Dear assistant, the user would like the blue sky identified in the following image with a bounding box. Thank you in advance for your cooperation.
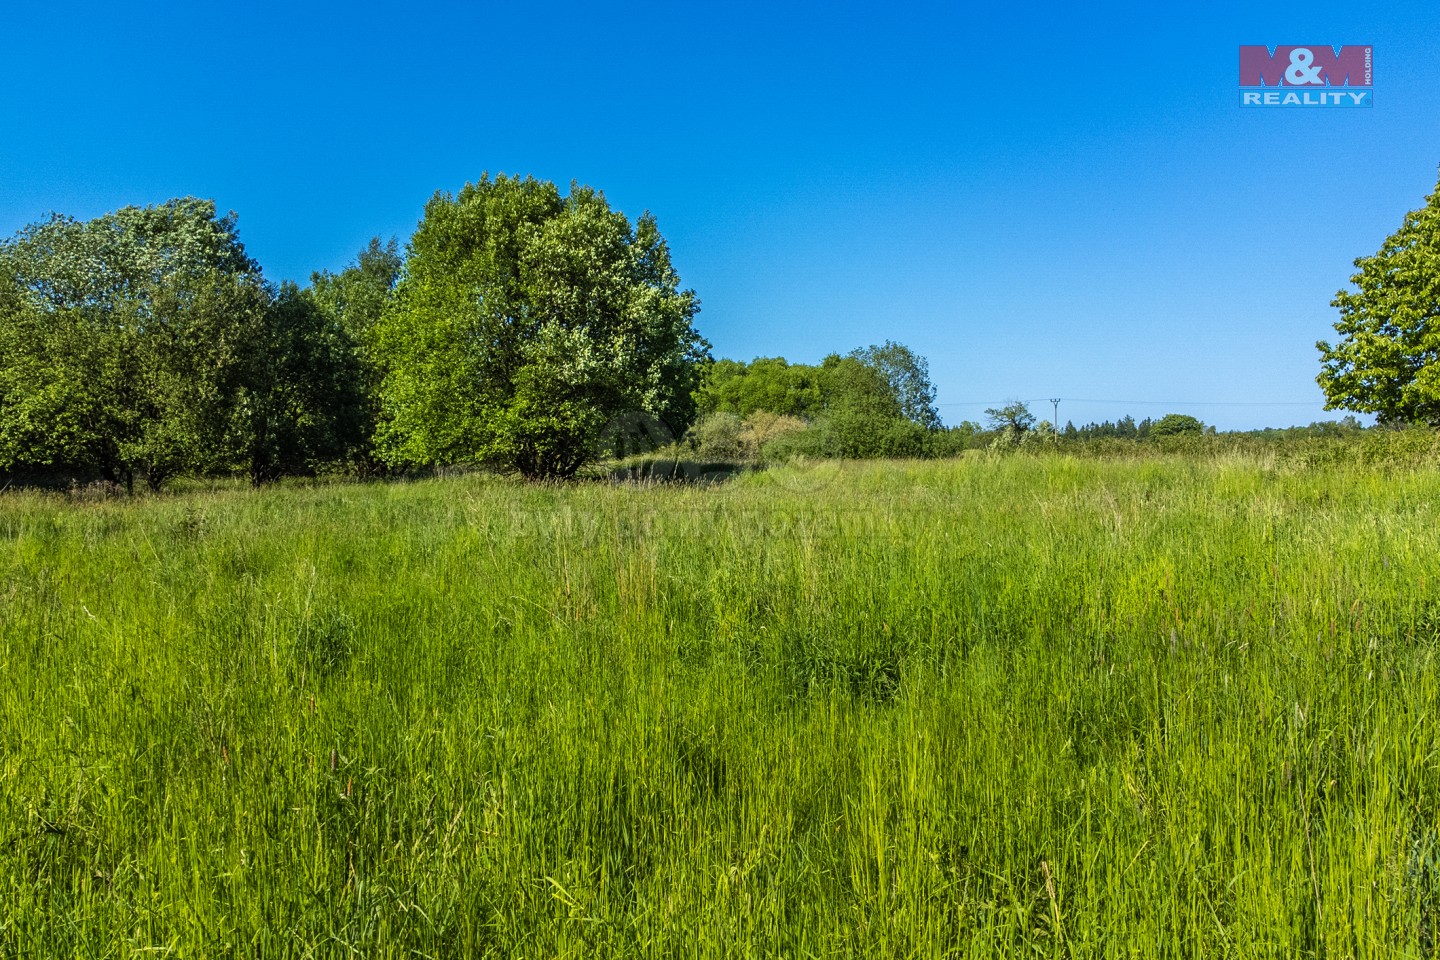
[3,1,1438,429]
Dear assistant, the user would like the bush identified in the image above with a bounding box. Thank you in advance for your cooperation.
[874,419,928,458]
[1150,414,1206,437]
[989,420,1059,453]
[925,423,980,458]
[685,412,744,460]
[739,411,808,457]
[760,424,827,462]
[690,407,975,464]
[1358,425,1440,466]
[688,410,812,462]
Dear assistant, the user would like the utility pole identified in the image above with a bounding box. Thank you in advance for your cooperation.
[1050,398,1061,432]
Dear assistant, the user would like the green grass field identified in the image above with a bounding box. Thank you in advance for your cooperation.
[3,454,1439,958]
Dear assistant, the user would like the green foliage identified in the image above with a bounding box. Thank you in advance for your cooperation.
[3,199,259,308]
[4,457,1440,955]
[236,282,367,485]
[988,417,1059,453]
[847,340,940,429]
[308,237,403,345]
[739,410,809,457]
[685,410,811,461]
[1319,172,1440,425]
[373,175,709,479]
[923,421,980,457]
[0,200,374,489]
[1068,414,1152,440]
[984,400,1035,437]
[307,238,403,474]
[757,420,828,461]
[815,352,911,457]
[694,357,826,419]
[0,200,270,489]
[1150,413,1206,437]
[685,412,744,460]
[696,343,942,460]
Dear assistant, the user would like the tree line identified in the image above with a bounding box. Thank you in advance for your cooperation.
[0,178,711,488]
[0,199,373,491]
[681,347,972,461]
[2,168,1435,491]
[0,177,954,489]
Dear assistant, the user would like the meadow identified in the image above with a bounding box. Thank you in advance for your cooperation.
[2,453,1439,958]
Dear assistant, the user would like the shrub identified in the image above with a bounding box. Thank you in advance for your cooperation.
[760,423,826,462]
[685,412,744,460]
[1150,414,1206,437]
[739,412,808,457]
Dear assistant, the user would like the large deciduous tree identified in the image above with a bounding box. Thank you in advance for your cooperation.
[0,199,363,489]
[0,200,268,489]
[847,340,941,430]
[1149,413,1206,437]
[1317,173,1440,425]
[816,352,921,457]
[373,174,709,479]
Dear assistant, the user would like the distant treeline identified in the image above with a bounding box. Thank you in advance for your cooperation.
[1058,415,1356,441]
[677,377,1383,465]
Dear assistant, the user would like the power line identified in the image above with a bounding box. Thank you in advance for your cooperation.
[936,398,1322,408]
[1062,398,1322,407]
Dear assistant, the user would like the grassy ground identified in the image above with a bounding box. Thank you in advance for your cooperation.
[2,454,1439,958]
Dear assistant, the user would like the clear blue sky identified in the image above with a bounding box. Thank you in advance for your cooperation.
[3,0,1438,429]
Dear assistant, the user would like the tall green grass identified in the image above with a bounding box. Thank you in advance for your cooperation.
[2,454,1438,957]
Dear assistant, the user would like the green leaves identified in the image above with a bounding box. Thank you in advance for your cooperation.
[237,282,367,485]
[372,174,708,479]
[695,357,827,419]
[305,238,402,475]
[1319,174,1440,425]
[1150,413,1206,437]
[847,340,941,430]
[984,401,1035,436]
[0,180,708,487]
[0,200,369,489]
[691,344,942,460]
[0,201,269,487]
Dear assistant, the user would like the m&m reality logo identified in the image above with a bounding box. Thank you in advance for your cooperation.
[1239,45,1373,107]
